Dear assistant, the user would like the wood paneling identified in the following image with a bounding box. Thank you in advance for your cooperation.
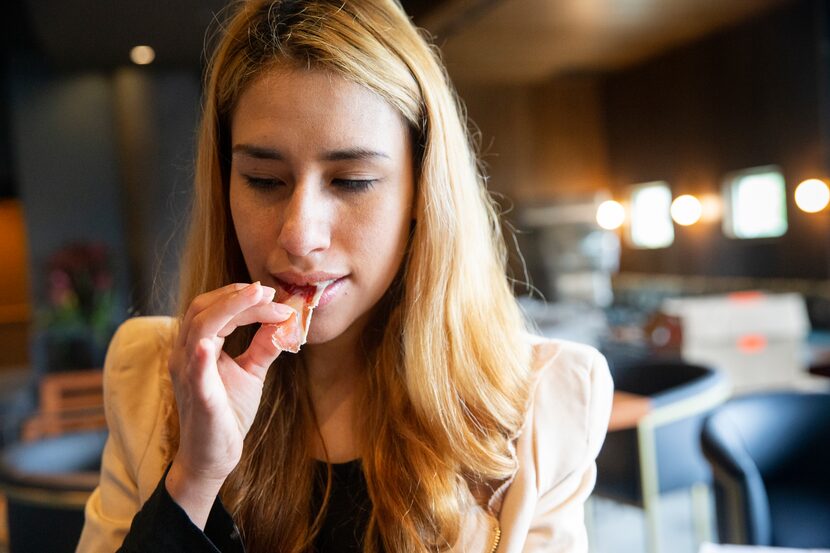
[0,200,31,367]
[604,0,830,279]
[459,74,609,202]
[528,76,610,199]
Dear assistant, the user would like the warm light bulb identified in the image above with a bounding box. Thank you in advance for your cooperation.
[670,194,703,226]
[596,200,625,230]
[794,178,830,213]
[130,45,155,65]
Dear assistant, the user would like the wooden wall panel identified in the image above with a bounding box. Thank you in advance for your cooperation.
[604,0,830,278]
[0,199,31,367]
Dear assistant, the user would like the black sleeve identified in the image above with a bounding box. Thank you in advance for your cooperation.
[117,465,245,553]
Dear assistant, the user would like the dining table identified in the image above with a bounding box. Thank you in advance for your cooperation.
[608,390,651,431]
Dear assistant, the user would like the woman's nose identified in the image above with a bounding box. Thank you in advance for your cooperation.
[277,182,331,258]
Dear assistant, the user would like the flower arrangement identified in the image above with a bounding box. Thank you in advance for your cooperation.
[41,242,116,370]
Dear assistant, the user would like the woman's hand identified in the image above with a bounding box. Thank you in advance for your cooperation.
[165,281,294,527]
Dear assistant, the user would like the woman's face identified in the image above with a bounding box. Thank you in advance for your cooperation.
[229,67,414,346]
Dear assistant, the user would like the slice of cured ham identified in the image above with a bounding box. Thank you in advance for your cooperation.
[266,311,302,353]
[264,280,333,353]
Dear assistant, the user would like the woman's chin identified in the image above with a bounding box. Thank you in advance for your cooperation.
[302,324,338,347]
[303,316,364,349]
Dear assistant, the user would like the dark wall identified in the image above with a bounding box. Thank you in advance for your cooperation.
[8,59,199,317]
[0,61,13,198]
[9,56,131,318]
[604,0,830,279]
[0,1,34,199]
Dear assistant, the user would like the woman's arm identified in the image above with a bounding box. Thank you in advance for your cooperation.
[78,282,294,551]
[510,344,613,553]
[77,318,165,552]
[163,282,292,527]
[116,465,244,553]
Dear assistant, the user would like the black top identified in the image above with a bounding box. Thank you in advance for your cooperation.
[310,459,373,552]
[117,460,372,553]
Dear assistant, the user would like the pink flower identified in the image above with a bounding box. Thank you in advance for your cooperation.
[48,270,73,306]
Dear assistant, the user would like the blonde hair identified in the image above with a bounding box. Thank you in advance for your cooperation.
[175,1,533,551]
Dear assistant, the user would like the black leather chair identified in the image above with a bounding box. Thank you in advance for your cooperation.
[594,359,730,553]
[0,429,107,553]
[701,391,830,548]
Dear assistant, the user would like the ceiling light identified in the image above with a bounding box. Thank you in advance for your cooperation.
[130,45,155,65]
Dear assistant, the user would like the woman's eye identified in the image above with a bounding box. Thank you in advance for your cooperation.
[333,179,376,192]
[244,176,282,189]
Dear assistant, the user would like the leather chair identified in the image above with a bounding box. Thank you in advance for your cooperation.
[0,429,107,553]
[594,359,730,553]
[701,391,830,548]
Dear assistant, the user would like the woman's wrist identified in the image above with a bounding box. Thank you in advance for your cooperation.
[164,458,228,530]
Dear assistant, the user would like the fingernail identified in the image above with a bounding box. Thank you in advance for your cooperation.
[261,286,276,299]
[243,281,260,296]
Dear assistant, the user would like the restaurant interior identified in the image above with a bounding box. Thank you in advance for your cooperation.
[0,0,829,552]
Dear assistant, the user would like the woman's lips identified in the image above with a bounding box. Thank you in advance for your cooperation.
[316,277,344,308]
[274,276,345,308]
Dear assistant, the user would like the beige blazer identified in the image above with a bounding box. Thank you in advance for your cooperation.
[77,316,612,553]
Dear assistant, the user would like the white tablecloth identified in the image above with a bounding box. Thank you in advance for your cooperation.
[699,543,830,553]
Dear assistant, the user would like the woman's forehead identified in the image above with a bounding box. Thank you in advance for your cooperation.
[231,67,410,156]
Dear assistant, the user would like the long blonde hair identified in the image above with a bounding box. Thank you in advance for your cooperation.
[175,1,533,551]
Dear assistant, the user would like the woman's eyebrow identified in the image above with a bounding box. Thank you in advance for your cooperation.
[232,144,286,160]
[232,144,390,162]
[321,147,391,162]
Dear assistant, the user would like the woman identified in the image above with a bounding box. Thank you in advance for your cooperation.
[77,0,612,552]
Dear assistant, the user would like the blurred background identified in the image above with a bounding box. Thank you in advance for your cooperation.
[1,1,829,552]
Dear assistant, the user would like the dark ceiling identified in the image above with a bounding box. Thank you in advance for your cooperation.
[3,0,448,71]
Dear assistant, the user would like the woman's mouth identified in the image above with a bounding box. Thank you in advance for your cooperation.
[273,276,346,308]
[315,277,345,308]
[269,276,346,346]
[277,281,318,301]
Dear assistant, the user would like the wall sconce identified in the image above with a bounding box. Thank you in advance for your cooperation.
[670,194,703,226]
[794,178,830,213]
[596,200,626,230]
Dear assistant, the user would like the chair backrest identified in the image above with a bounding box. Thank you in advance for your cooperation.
[21,369,105,441]
[0,429,107,553]
[703,392,830,480]
[610,360,720,405]
[596,360,725,501]
[701,392,830,546]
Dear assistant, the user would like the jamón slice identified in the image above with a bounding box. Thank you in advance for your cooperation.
[264,280,333,353]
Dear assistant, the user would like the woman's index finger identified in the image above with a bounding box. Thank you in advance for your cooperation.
[178,282,252,347]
